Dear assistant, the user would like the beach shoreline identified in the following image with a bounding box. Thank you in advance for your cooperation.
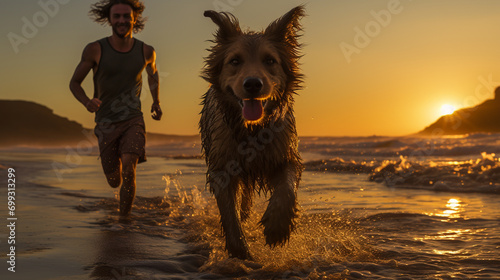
[1,139,500,279]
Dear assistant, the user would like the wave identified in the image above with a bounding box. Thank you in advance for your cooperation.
[306,152,500,194]
[369,152,500,193]
[300,133,500,158]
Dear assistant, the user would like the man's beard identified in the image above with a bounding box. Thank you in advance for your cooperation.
[113,23,132,38]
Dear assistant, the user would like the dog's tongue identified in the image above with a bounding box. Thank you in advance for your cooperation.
[242,99,264,121]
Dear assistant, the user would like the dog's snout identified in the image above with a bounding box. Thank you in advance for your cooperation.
[243,77,263,95]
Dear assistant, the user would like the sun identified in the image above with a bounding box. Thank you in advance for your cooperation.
[440,104,456,116]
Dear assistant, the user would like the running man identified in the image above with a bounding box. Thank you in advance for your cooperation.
[69,0,162,217]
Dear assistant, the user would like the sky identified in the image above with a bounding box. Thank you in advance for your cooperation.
[2,0,500,137]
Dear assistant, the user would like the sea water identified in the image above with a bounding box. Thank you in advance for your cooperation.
[1,134,500,279]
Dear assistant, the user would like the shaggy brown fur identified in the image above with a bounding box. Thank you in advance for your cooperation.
[199,6,305,260]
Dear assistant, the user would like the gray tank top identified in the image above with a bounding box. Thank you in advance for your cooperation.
[93,37,145,123]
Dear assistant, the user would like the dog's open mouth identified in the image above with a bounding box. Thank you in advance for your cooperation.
[240,99,268,121]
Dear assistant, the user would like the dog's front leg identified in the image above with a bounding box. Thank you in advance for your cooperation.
[261,163,300,247]
[213,177,252,259]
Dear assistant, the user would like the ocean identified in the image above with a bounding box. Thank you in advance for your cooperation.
[1,134,500,279]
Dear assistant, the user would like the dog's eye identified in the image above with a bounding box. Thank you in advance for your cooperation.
[229,58,241,66]
[265,58,277,65]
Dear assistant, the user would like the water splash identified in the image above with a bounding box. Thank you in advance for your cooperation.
[160,175,375,277]
[162,172,212,223]
[77,172,377,278]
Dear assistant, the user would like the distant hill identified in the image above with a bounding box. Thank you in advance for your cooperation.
[419,87,500,135]
[0,100,199,147]
[0,100,93,147]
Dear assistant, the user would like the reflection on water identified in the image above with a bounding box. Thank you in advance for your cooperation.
[417,198,466,251]
[437,228,471,240]
[437,198,465,221]
[433,248,466,255]
[413,198,487,260]
[425,198,466,221]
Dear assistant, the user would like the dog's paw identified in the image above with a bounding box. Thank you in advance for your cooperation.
[262,220,292,247]
[227,241,253,260]
[260,205,298,247]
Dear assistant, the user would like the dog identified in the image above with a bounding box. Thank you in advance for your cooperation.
[199,6,305,260]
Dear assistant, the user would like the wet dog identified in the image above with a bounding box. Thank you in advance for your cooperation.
[199,6,305,259]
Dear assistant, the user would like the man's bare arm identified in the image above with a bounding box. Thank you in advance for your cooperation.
[69,42,102,113]
[145,44,162,120]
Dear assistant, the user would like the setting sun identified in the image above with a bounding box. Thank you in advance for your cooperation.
[440,104,456,116]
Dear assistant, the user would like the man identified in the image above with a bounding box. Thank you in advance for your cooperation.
[69,0,162,217]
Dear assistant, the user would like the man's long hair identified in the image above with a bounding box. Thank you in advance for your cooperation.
[89,0,146,33]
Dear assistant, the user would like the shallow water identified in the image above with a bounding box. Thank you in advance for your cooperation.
[1,135,500,279]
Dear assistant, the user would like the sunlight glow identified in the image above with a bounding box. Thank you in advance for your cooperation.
[424,198,467,222]
[433,249,465,255]
[440,104,456,116]
[435,198,464,220]
[446,198,461,210]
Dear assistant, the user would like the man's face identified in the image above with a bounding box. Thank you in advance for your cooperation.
[109,4,136,38]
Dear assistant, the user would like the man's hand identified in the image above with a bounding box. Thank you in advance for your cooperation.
[86,98,102,113]
[151,102,162,120]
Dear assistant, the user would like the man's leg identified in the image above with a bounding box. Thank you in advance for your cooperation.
[119,152,139,216]
[105,164,122,189]
[96,124,122,189]
[116,116,146,216]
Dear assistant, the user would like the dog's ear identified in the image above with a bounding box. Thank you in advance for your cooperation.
[204,10,242,40]
[264,5,305,44]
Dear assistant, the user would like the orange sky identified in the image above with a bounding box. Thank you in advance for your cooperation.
[2,0,500,136]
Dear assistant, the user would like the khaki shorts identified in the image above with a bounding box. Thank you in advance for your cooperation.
[94,116,146,175]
